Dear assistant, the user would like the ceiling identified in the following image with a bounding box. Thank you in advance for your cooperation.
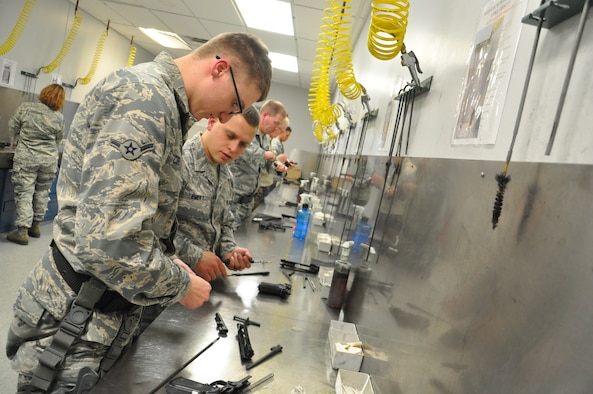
[67,0,374,90]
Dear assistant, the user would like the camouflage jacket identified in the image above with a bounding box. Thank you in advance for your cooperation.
[9,101,64,166]
[227,131,267,199]
[271,137,284,156]
[174,134,237,269]
[50,52,194,309]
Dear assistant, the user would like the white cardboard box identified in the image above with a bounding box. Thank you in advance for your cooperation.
[317,233,332,253]
[328,320,364,371]
[335,369,374,394]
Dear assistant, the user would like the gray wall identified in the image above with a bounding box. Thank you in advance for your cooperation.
[321,156,593,393]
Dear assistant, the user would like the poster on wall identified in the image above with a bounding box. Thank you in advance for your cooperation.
[452,0,527,145]
[1,58,17,86]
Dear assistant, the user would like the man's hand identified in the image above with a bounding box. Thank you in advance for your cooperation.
[195,251,228,281]
[173,258,211,309]
[277,153,288,163]
[263,150,275,161]
[225,247,252,271]
[273,161,287,173]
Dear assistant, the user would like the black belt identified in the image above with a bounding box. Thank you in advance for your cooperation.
[51,240,135,313]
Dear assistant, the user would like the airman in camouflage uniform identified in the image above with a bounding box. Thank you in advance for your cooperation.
[228,100,288,228]
[7,84,65,245]
[6,31,272,393]
[174,107,260,282]
[267,124,293,194]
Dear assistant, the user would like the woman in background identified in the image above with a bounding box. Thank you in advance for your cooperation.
[7,83,65,245]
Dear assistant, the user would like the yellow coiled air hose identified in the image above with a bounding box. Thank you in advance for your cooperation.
[126,37,137,67]
[76,24,109,85]
[368,0,409,60]
[309,11,341,142]
[309,0,365,143]
[39,11,83,74]
[0,0,37,55]
[331,0,364,100]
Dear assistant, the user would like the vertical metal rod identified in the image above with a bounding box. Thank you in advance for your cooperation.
[545,0,590,155]
[505,10,545,172]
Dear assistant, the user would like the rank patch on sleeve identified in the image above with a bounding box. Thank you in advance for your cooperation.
[111,139,155,160]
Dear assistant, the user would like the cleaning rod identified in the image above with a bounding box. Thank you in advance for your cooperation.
[492,2,546,229]
[544,0,590,155]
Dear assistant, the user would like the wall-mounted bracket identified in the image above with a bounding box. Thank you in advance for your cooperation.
[395,76,432,100]
[20,71,38,79]
[522,0,589,29]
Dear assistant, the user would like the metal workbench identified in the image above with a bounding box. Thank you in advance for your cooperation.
[92,184,351,393]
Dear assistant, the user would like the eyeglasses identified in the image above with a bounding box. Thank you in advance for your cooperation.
[216,55,243,115]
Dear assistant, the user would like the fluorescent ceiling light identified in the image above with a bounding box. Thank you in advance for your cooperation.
[139,27,191,50]
[235,0,294,36]
[270,52,298,73]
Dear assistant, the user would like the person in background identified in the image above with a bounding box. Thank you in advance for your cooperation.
[270,124,294,189]
[253,117,288,208]
[6,84,65,245]
[228,99,288,227]
[6,32,272,393]
[272,125,291,158]
[174,107,260,282]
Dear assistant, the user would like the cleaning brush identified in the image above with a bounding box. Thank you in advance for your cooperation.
[492,172,511,229]
[491,2,545,229]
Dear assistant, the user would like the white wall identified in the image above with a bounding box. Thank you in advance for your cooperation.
[266,82,319,155]
[346,0,593,165]
[0,0,322,158]
[188,82,320,156]
[0,0,154,102]
[4,0,588,165]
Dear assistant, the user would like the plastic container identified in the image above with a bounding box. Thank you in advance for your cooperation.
[352,217,371,252]
[293,203,311,240]
[327,260,351,309]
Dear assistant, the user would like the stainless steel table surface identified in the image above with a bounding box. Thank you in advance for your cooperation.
[92,184,348,393]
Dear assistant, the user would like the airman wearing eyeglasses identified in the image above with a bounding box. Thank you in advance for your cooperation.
[7,32,272,392]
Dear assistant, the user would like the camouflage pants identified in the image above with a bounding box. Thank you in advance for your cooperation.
[8,309,142,393]
[7,248,143,392]
[11,161,57,228]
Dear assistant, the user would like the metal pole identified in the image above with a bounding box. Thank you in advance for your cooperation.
[545,0,590,155]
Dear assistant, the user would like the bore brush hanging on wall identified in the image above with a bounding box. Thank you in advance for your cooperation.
[491,1,546,230]
[492,0,589,229]
[0,0,37,55]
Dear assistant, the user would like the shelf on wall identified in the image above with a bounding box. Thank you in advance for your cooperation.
[522,0,589,29]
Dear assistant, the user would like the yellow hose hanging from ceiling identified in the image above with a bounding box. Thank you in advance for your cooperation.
[331,0,364,101]
[367,0,409,60]
[0,0,37,55]
[126,36,137,67]
[309,0,365,143]
[39,9,83,74]
[308,11,340,142]
[76,22,109,85]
